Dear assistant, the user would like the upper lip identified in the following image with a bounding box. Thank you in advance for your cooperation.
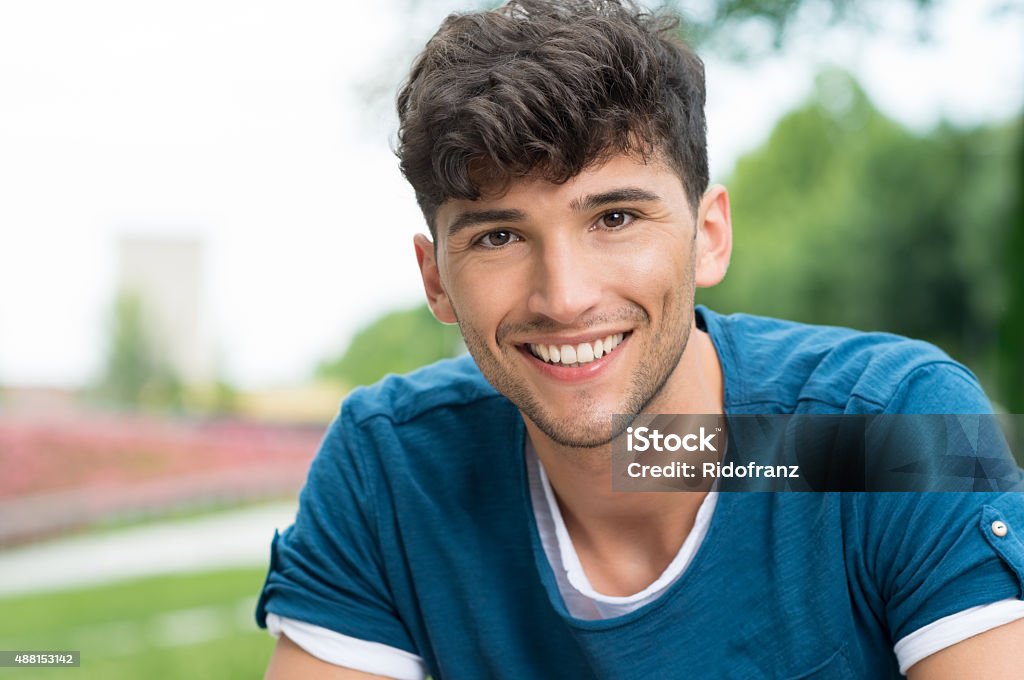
[517,330,632,346]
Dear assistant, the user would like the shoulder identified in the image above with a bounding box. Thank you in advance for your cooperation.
[340,354,507,427]
[320,354,521,480]
[698,306,990,413]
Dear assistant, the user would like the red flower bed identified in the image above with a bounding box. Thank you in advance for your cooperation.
[0,411,326,545]
[0,413,323,500]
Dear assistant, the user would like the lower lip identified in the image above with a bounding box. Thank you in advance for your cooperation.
[518,335,631,383]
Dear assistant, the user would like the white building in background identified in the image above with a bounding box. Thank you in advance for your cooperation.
[118,237,211,384]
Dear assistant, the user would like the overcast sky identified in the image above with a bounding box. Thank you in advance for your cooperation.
[0,0,1021,389]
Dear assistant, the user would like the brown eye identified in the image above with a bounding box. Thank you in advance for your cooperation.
[599,212,633,229]
[478,230,518,248]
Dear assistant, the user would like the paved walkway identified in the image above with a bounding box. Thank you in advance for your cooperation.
[0,501,297,596]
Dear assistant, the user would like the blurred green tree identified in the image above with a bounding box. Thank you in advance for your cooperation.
[998,120,1024,412]
[317,304,463,387]
[673,0,1023,411]
[697,70,1020,405]
[673,0,939,55]
[95,291,183,411]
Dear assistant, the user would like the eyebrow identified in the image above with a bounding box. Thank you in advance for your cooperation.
[569,187,663,213]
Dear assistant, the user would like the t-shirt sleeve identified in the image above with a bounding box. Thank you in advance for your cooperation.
[255,403,418,655]
[859,359,1024,641]
[863,491,1024,644]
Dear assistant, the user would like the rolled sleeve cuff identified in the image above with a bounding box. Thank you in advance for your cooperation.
[266,613,427,680]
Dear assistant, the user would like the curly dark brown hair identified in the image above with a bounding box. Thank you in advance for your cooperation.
[396,0,708,237]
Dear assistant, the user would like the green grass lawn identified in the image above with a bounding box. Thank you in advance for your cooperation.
[0,568,275,679]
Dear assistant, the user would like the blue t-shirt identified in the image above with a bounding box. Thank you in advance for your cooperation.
[257,307,1024,678]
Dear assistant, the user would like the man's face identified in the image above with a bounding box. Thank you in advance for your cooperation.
[422,154,711,449]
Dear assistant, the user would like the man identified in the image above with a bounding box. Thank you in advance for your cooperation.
[257,1,1024,677]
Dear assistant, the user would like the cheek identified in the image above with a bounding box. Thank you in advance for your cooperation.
[611,240,690,292]
[446,262,526,327]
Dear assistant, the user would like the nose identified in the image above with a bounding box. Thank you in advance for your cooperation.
[526,237,602,325]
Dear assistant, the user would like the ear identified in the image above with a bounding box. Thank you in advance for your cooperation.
[694,185,733,288]
[414,233,458,324]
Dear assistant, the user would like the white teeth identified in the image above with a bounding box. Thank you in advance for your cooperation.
[576,342,594,363]
[528,333,627,367]
[605,333,623,351]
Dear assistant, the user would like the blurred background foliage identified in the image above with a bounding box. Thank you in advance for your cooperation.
[92,292,240,415]
[697,69,1021,408]
[94,292,185,413]
[675,0,941,55]
[316,304,464,387]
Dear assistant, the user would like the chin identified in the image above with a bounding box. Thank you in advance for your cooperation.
[529,410,622,449]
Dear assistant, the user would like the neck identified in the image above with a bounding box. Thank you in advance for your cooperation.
[524,325,724,594]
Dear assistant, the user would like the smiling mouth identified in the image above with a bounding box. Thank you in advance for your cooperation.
[525,332,629,367]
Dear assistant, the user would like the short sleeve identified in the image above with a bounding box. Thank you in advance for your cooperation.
[861,491,1024,643]
[858,358,1024,640]
[255,403,417,655]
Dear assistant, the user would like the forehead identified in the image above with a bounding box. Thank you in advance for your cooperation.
[434,154,688,238]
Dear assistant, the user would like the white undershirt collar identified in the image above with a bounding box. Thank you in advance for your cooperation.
[525,438,719,619]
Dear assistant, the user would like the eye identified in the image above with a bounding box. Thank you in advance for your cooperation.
[596,211,635,230]
[475,230,521,249]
